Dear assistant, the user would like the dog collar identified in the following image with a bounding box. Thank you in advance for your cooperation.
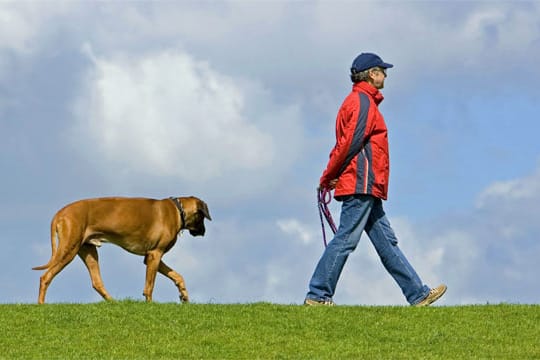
[170,197,186,228]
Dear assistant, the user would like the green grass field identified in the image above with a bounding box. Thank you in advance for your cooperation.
[1,301,538,359]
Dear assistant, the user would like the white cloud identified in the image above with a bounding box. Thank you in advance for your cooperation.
[0,2,43,53]
[0,2,76,54]
[0,2,74,81]
[312,2,540,80]
[71,46,304,196]
[277,218,315,245]
[475,165,540,208]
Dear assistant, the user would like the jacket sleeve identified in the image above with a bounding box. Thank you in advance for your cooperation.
[320,93,371,187]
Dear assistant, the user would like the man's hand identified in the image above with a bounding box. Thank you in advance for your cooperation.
[320,179,338,191]
[328,179,338,190]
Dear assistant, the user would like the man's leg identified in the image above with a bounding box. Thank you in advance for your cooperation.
[306,195,374,303]
[364,199,430,305]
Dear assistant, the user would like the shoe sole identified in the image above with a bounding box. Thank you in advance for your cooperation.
[304,299,335,306]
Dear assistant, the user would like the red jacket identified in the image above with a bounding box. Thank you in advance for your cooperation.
[320,82,390,200]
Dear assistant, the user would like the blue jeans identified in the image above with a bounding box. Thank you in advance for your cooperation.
[307,194,430,305]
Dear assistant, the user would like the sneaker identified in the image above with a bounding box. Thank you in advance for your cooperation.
[304,298,335,306]
[415,284,447,307]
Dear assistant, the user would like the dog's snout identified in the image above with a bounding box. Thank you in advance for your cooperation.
[189,227,205,236]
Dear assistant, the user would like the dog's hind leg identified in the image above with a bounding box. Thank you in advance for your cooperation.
[38,260,75,304]
[157,260,189,303]
[78,244,113,301]
[37,222,81,304]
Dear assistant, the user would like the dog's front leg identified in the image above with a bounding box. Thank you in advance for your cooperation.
[158,260,189,303]
[142,250,163,302]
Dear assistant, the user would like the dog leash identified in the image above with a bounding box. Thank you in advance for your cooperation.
[317,187,337,248]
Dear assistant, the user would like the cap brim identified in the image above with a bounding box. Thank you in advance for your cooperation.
[380,62,393,69]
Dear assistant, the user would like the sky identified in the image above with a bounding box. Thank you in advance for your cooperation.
[1,0,539,306]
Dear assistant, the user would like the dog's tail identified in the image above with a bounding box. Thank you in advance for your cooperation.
[32,213,60,270]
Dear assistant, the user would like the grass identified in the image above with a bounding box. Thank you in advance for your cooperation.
[1,301,538,359]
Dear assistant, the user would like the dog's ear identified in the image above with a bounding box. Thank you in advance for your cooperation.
[198,201,212,221]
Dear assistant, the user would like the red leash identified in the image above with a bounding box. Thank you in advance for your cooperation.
[317,187,337,247]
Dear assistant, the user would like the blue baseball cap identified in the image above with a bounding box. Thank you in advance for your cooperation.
[351,53,394,73]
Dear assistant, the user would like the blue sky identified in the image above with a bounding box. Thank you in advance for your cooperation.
[1,1,539,305]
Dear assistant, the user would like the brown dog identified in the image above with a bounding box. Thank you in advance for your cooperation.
[32,196,211,304]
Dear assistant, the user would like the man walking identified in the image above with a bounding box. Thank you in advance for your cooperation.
[305,52,446,306]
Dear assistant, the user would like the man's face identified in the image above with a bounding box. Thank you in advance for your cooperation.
[369,67,387,89]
